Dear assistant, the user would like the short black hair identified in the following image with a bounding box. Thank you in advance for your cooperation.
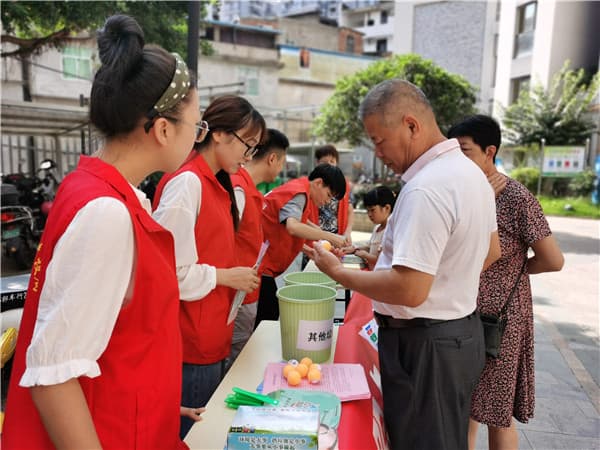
[363,186,396,210]
[253,128,289,160]
[315,144,339,163]
[447,115,502,163]
[308,163,346,200]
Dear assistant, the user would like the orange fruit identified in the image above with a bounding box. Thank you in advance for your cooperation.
[308,368,322,384]
[318,240,332,252]
[300,357,313,367]
[295,363,309,378]
[286,369,301,386]
[282,364,296,378]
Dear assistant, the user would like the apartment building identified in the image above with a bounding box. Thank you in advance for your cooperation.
[339,1,394,56]
[494,0,599,110]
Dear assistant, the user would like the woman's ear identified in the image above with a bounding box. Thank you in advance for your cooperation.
[151,117,171,146]
[485,145,498,161]
[211,130,228,144]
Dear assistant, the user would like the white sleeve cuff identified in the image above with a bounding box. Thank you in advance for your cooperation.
[19,358,101,387]
[177,263,217,301]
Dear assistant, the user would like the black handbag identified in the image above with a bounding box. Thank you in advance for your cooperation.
[481,258,527,358]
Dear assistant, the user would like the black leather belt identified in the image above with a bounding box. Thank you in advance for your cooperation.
[374,311,476,329]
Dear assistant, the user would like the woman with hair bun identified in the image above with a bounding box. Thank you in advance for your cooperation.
[3,14,200,449]
[153,94,266,438]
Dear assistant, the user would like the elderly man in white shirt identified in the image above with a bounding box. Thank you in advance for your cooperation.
[306,79,501,450]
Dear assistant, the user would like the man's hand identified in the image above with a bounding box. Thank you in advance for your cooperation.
[487,172,507,196]
[303,243,343,278]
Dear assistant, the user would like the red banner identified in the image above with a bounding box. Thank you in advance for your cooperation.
[334,292,389,449]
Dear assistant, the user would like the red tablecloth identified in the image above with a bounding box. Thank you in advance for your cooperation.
[334,292,389,449]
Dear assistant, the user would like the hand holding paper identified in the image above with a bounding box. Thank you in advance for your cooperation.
[227,241,270,325]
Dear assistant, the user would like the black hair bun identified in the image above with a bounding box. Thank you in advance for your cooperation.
[97,15,144,75]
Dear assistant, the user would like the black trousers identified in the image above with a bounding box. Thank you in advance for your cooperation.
[254,275,279,329]
[377,311,485,450]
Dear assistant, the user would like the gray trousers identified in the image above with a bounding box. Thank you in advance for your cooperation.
[225,302,258,371]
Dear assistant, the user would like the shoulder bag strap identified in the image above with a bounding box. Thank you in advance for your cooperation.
[500,256,528,316]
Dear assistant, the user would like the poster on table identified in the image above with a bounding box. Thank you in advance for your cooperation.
[334,292,389,450]
[542,145,585,177]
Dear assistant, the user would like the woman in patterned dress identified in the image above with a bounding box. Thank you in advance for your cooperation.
[448,115,564,450]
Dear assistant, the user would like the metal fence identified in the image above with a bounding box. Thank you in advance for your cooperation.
[1,132,101,179]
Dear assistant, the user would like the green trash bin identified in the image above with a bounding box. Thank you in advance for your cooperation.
[283,271,336,288]
[277,284,337,363]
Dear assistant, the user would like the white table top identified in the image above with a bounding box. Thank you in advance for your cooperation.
[184,320,339,450]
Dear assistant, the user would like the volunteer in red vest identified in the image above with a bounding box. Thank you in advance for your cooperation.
[313,144,354,242]
[226,129,289,370]
[152,95,265,439]
[254,164,348,327]
[3,15,200,449]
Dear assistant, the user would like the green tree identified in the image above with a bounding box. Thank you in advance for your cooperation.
[501,61,600,146]
[313,54,477,146]
[1,1,192,59]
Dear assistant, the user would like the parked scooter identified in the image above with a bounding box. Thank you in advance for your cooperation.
[1,159,60,269]
[0,184,36,269]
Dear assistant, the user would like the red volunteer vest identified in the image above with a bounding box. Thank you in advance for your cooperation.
[231,168,263,304]
[3,156,185,449]
[154,154,236,364]
[310,179,351,234]
[261,177,315,277]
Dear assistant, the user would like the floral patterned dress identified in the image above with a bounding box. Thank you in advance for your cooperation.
[470,178,551,427]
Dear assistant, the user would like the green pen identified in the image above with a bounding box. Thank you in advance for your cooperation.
[225,396,262,409]
[232,387,279,406]
[225,393,263,406]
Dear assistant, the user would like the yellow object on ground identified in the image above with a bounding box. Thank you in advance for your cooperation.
[1,327,18,369]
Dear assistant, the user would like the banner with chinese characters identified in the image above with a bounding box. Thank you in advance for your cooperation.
[334,293,389,450]
[542,146,585,177]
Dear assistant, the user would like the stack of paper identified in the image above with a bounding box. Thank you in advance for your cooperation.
[262,363,371,402]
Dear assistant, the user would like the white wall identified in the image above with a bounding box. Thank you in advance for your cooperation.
[197,41,279,109]
[391,2,414,55]
[493,0,519,115]
[31,45,94,105]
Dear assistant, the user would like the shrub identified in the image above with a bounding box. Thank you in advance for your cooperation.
[511,167,540,193]
[568,169,595,196]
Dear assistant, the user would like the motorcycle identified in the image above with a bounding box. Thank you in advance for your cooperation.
[0,184,37,270]
[1,159,60,269]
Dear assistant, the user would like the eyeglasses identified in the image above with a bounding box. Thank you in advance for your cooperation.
[231,130,259,158]
[144,114,209,142]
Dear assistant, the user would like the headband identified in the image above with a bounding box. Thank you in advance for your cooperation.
[151,53,191,114]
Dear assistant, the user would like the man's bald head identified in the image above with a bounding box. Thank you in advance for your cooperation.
[359,79,434,126]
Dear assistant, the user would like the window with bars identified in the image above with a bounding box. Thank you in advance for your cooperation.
[238,66,259,96]
[62,46,92,80]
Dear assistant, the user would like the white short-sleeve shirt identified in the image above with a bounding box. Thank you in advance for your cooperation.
[152,171,217,301]
[20,187,149,387]
[373,139,497,320]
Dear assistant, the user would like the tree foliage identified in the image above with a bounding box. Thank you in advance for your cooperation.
[313,54,477,146]
[501,61,600,146]
[1,1,192,59]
